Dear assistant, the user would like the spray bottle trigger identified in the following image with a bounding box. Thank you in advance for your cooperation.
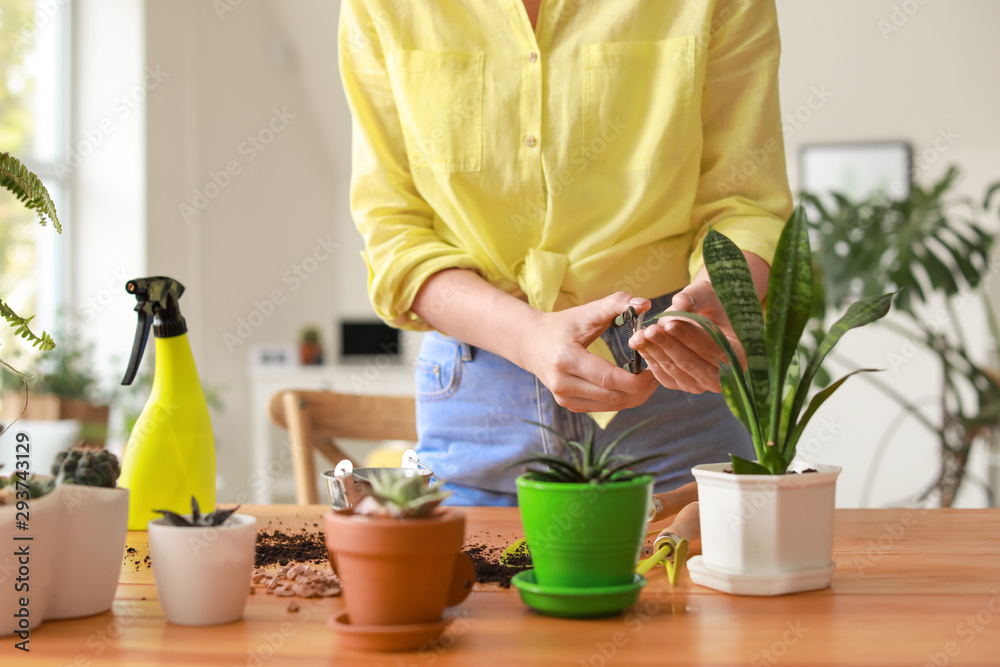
[122,308,153,386]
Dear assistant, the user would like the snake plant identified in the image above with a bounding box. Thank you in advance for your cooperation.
[654,206,895,474]
[508,418,663,484]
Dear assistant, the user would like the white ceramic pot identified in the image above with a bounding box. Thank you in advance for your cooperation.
[689,462,841,595]
[0,486,61,637]
[47,485,129,619]
[148,513,257,625]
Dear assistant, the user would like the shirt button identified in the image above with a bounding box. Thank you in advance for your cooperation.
[528,52,538,63]
[525,135,537,147]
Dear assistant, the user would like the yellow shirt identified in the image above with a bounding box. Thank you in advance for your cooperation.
[339,0,793,331]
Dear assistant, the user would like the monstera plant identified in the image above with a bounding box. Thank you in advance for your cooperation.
[803,166,1000,507]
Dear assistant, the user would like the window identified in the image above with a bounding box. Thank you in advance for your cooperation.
[0,0,70,363]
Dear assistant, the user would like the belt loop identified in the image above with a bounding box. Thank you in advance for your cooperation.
[459,342,473,362]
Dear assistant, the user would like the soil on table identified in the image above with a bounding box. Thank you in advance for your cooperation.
[255,527,330,568]
[464,541,532,588]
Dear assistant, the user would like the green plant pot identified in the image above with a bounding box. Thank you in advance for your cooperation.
[515,474,653,588]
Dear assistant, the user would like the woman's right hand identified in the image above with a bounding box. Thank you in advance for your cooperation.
[517,292,659,413]
[411,270,658,413]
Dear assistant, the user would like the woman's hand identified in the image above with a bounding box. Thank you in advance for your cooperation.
[629,281,741,394]
[629,251,769,395]
[517,293,660,413]
[411,270,658,413]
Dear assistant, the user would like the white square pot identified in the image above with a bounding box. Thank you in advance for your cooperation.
[692,462,840,581]
[148,514,257,626]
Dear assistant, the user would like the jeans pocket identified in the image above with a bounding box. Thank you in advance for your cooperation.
[415,334,463,401]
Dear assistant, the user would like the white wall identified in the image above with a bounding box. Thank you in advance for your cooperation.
[132,0,1000,505]
[775,1,1000,507]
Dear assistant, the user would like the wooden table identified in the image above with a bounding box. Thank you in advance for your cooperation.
[4,506,1000,665]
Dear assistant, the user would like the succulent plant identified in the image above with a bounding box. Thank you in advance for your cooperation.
[154,495,241,527]
[507,418,663,484]
[51,447,121,488]
[353,470,450,518]
[0,466,54,505]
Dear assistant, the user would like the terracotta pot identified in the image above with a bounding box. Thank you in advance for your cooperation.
[325,509,475,626]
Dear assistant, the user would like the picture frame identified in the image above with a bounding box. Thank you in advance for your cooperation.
[799,140,912,202]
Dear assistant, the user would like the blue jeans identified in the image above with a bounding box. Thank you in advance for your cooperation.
[414,293,752,506]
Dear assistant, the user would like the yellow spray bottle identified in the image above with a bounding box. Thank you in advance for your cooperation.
[119,277,215,530]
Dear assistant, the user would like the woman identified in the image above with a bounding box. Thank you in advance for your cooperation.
[338,0,793,505]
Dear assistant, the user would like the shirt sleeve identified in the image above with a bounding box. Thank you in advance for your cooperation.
[338,0,483,330]
[687,0,794,279]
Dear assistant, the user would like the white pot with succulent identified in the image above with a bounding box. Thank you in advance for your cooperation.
[654,205,895,595]
[147,497,257,626]
[0,445,128,636]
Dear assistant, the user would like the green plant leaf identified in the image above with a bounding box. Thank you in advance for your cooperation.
[719,361,752,436]
[764,205,814,447]
[789,292,895,444]
[785,368,881,465]
[652,310,766,456]
[594,417,654,471]
[702,228,771,438]
[730,455,771,475]
[0,301,56,352]
[0,152,62,233]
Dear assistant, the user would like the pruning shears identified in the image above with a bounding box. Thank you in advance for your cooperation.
[612,306,645,374]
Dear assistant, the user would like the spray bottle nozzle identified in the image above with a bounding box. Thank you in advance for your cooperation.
[122,276,187,386]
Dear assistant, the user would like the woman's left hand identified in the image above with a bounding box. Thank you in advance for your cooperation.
[629,250,769,395]
[628,280,739,394]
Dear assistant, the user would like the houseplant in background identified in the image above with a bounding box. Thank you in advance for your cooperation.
[0,152,59,407]
[507,419,663,617]
[148,496,256,626]
[653,205,894,595]
[324,470,475,651]
[803,166,1000,508]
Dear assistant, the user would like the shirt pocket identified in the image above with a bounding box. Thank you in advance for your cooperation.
[386,50,484,173]
[583,38,696,172]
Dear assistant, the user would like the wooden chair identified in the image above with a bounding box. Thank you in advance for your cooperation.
[268,390,417,504]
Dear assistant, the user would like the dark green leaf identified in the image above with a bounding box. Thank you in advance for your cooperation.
[730,455,772,475]
[703,229,771,437]
[764,205,815,444]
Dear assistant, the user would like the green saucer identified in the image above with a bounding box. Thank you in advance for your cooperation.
[511,569,647,618]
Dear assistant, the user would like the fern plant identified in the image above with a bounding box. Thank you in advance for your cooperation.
[1,152,60,354]
[652,206,895,475]
[508,418,663,484]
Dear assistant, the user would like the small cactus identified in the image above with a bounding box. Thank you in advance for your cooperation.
[0,466,54,505]
[51,447,121,488]
[353,470,450,518]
